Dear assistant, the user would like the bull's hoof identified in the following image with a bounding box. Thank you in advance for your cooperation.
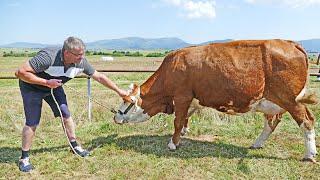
[168,138,178,150]
[180,127,189,136]
[249,145,263,149]
[302,158,318,164]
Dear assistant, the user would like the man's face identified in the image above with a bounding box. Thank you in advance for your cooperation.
[65,48,85,64]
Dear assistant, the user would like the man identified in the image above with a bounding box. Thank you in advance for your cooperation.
[15,37,128,172]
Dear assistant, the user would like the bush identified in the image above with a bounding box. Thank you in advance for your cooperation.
[146,52,165,57]
[3,51,36,57]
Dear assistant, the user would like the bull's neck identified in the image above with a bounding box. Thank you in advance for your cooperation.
[140,70,164,98]
[139,69,167,116]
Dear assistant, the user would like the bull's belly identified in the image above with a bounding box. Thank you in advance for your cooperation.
[196,98,285,116]
[197,99,251,115]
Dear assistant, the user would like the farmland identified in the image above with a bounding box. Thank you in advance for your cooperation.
[0,50,320,179]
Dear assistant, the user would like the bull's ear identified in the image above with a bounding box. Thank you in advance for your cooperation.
[133,83,140,96]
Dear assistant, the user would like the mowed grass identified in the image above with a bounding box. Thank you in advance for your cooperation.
[0,52,320,179]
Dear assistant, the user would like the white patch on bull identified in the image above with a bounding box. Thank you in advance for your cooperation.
[251,118,272,148]
[129,83,135,90]
[114,98,150,124]
[130,96,137,103]
[295,87,306,102]
[251,99,285,115]
[168,138,177,150]
[300,123,317,159]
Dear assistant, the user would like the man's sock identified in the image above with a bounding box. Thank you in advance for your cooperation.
[70,140,78,148]
[21,150,29,159]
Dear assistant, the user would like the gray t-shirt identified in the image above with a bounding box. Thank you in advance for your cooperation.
[20,48,95,91]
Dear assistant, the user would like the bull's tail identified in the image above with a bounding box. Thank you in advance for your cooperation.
[295,88,318,105]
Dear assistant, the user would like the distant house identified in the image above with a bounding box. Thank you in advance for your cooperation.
[101,56,114,61]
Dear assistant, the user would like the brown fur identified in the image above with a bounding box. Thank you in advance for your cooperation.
[129,39,316,145]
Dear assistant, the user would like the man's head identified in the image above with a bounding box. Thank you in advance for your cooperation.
[63,37,85,64]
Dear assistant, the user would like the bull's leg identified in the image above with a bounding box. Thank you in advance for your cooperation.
[181,99,202,136]
[180,107,196,136]
[168,98,192,150]
[287,104,317,162]
[250,113,282,149]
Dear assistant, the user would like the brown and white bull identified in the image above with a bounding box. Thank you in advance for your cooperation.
[113,39,318,162]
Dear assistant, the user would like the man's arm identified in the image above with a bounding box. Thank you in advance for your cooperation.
[15,61,62,88]
[91,70,128,97]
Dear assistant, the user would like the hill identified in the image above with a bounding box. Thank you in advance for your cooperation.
[1,38,320,52]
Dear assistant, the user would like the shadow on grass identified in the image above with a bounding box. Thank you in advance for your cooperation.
[88,134,286,160]
[0,134,118,164]
[0,145,68,164]
[0,133,287,165]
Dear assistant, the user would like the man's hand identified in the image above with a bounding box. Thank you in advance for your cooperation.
[46,79,62,88]
[118,89,129,98]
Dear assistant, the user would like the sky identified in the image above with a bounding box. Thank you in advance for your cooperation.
[0,0,319,45]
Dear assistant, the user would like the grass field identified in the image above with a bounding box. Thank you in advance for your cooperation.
[0,52,320,179]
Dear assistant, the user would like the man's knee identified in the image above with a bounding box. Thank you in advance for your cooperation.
[60,104,71,119]
[23,125,37,132]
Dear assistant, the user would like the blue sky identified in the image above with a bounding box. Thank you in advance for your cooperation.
[0,0,319,45]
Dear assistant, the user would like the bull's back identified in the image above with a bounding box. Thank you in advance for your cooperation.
[162,39,308,113]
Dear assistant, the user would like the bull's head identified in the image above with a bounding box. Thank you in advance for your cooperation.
[113,84,150,124]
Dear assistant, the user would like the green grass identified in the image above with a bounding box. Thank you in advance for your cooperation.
[0,50,320,178]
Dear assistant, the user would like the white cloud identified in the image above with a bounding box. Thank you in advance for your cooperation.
[164,0,216,19]
[244,0,320,8]
[244,0,256,3]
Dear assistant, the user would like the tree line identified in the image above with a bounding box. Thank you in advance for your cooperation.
[2,51,37,57]
[2,50,173,57]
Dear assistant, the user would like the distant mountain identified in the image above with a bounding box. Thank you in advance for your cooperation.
[86,37,190,50]
[0,42,56,48]
[1,38,320,52]
[199,39,233,45]
[298,39,320,52]
[0,37,231,50]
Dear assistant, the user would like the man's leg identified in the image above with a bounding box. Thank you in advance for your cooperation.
[62,116,89,157]
[18,125,36,172]
[45,87,89,157]
[18,82,44,172]
[22,125,36,152]
[63,116,76,141]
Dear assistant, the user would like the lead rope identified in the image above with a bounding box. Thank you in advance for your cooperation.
[50,88,82,158]
[63,84,117,114]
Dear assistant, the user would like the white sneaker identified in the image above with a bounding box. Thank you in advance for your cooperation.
[72,146,90,157]
[18,157,33,172]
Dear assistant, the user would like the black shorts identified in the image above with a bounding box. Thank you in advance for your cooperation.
[19,83,71,126]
